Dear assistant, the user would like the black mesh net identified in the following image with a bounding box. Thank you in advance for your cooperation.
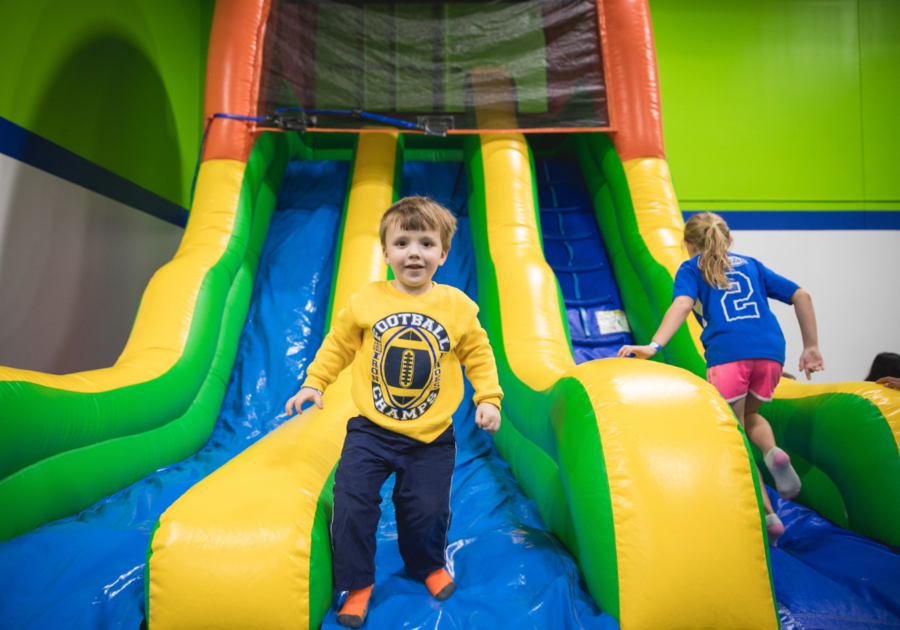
[258,1,609,133]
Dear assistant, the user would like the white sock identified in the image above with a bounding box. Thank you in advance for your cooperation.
[765,513,784,545]
[764,447,802,500]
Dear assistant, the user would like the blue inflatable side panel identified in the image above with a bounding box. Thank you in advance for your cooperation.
[536,158,633,363]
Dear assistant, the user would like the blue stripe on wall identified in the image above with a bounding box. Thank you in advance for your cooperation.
[0,115,188,227]
[682,210,900,230]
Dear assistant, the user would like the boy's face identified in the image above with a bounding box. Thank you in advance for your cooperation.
[382,222,447,294]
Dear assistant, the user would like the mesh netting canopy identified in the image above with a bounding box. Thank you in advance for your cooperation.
[259,1,609,133]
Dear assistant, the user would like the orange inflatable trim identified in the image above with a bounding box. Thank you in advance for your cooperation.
[598,0,665,161]
[203,0,272,164]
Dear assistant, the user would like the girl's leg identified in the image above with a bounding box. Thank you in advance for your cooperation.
[745,359,802,500]
[742,395,777,455]
[716,361,786,542]
[745,395,801,500]
[729,397,775,516]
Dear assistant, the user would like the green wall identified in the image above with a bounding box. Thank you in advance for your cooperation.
[650,0,900,211]
[0,0,216,209]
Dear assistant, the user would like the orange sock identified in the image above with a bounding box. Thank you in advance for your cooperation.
[337,585,373,629]
[425,568,455,601]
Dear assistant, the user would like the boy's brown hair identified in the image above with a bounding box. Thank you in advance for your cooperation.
[379,196,458,252]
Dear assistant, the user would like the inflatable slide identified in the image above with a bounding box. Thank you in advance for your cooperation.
[1,1,898,629]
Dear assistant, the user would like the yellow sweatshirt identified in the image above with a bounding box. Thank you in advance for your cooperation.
[303,280,503,443]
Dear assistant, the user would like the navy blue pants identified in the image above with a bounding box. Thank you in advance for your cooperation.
[331,416,456,591]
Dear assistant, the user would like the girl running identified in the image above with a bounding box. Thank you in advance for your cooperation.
[617,212,825,542]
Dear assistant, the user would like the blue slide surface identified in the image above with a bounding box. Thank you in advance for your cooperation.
[317,160,616,629]
[769,488,900,629]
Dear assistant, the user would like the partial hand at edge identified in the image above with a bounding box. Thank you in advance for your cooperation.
[475,402,501,435]
[616,345,658,360]
[285,387,324,416]
[798,346,825,380]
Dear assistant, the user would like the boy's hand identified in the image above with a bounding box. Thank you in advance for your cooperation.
[475,402,501,435]
[285,387,323,416]
[617,344,657,360]
[798,346,824,380]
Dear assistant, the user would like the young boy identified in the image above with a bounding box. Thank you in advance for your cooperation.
[285,196,503,628]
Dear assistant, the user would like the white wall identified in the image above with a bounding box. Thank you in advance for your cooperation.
[0,154,183,375]
[730,229,900,384]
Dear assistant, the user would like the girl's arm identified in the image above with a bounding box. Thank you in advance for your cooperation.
[617,296,696,359]
[791,288,824,379]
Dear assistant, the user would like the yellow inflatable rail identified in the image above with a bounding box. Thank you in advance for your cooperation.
[147,132,401,630]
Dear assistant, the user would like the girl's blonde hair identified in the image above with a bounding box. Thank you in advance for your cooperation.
[683,212,733,289]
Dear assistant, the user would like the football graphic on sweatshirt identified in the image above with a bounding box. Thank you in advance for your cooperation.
[371,312,451,420]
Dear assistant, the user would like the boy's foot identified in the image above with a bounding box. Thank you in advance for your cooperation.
[765,513,785,544]
[425,568,455,601]
[764,447,802,500]
[337,585,373,629]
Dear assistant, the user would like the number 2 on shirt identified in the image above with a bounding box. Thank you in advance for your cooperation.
[721,271,760,322]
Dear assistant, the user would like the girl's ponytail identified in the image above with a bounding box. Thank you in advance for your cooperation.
[684,212,733,289]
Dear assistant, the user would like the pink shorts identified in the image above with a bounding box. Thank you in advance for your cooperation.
[707,359,783,404]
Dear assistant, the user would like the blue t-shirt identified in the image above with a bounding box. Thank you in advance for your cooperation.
[672,253,800,368]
